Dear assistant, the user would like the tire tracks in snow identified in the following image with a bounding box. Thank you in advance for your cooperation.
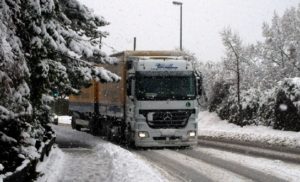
[137,150,212,182]
[177,148,287,182]
[136,149,253,182]
[136,143,298,182]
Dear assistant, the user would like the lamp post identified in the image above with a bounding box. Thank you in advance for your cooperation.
[172,1,183,51]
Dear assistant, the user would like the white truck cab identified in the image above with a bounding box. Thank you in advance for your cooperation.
[125,56,199,147]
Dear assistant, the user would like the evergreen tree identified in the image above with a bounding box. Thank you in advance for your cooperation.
[0,0,119,175]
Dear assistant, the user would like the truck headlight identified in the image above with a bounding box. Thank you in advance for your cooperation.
[138,131,149,138]
[188,131,196,138]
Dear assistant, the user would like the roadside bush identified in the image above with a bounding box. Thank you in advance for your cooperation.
[217,88,260,126]
[239,89,260,124]
[274,78,300,131]
[212,77,300,131]
[208,81,231,112]
[256,89,276,126]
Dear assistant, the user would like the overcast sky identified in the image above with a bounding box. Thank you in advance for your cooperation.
[80,0,299,62]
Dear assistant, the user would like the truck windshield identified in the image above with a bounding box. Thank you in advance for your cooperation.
[136,73,196,100]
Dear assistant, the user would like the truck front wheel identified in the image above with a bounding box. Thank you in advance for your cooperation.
[89,118,100,136]
[72,117,82,131]
[75,125,82,131]
[71,117,76,129]
[106,126,112,141]
[125,125,135,148]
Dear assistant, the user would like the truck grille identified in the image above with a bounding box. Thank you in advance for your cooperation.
[140,110,194,129]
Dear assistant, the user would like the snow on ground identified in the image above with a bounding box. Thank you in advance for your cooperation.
[197,111,300,148]
[36,146,65,182]
[37,125,166,182]
[57,115,71,125]
[194,147,300,182]
[96,143,165,182]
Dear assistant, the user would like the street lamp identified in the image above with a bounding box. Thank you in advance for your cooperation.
[172,1,183,51]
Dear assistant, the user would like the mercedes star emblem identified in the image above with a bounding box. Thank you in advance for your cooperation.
[163,112,173,120]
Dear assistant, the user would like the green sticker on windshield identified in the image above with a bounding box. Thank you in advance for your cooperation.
[186,102,191,107]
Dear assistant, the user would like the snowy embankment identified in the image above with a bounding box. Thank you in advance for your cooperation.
[36,147,65,182]
[96,143,166,182]
[197,111,300,148]
[37,125,166,182]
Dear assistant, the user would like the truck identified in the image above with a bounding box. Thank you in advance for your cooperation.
[69,51,202,147]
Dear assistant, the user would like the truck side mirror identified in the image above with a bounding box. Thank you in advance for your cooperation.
[197,77,202,96]
[127,76,134,97]
[127,78,132,96]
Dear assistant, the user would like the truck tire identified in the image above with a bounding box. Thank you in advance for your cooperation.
[107,126,122,143]
[71,117,76,129]
[89,118,100,136]
[72,117,81,131]
[106,127,112,141]
[75,125,82,131]
[125,125,135,148]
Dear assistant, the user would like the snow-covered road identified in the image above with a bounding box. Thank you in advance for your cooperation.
[37,125,168,182]
[137,149,250,182]
[136,146,300,182]
[37,121,300,182]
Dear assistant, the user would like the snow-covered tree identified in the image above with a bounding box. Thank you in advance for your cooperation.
[195,61,228,109]
[0,1,33,173]
[205,4,300,130]
[21,0,119,124]
[0,0,119,175]
[260,7,300,84]
[221,28,246,121]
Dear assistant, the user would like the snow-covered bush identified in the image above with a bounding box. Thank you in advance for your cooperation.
[239,88,261,125]
[212,78,300,131]
[256,89,276,126]
[216,88,260,126]
[208,81,231,112]
[274,78,300,131]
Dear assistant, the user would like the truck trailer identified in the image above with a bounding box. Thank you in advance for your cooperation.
[69,51,202,147]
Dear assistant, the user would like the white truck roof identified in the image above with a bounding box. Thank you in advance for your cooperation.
[136,59,193,72]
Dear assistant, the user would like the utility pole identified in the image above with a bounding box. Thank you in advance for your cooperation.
[173,1,183,51]
[133,37,136,51]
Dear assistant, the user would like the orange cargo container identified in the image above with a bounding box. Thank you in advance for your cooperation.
[69,51,186,120]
